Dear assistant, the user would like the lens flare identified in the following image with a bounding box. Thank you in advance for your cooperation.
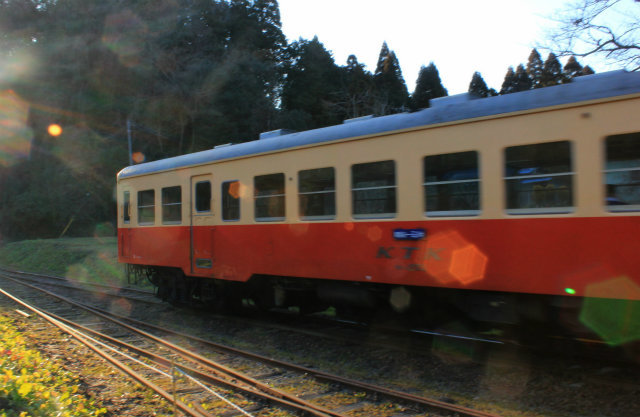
[132,152,145,163]
[102,10,148,67]
[48,124,62,136]
[420,230,488,285]
[579,277,640,346]
[0,90,32,166]
[366,226,383,242]
[227,181,241,199]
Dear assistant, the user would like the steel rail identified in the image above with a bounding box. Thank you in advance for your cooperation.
[0,267,153,295]
[97,305,502,417]
[1,269,502,417]
[0,287,212,417]
[20,303,341,417]
[0,274,345,417]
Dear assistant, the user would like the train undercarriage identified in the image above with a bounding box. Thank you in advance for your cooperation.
[126,264,592,338]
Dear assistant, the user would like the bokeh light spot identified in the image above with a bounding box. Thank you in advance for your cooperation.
[580,277,640,346]
[132,151,145,163]
[228,181,241,199]
[420,230,488,285]
[47,124,62,136]
[565,288,576,295]
[0,90,32,166]
[102,10,148,67]
[366,226,382,242]
[449,244,489,285]
[389,286,412,312]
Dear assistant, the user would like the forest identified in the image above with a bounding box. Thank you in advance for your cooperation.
[0,0,595,240]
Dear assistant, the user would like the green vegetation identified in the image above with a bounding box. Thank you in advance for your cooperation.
[0,316,107,417]
[0,237,126,286]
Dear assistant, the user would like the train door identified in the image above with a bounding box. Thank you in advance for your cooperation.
[119,187,132,259]
[190,175,215,275]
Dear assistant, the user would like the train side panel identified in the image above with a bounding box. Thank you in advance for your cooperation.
[117,92,640,301]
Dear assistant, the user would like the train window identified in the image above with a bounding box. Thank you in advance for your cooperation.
[299,167,336,220]
[254,173,285,221]
[138,189,155,225]
[222,181,240,221]
[161,186,182,223]
[504,141,573,214]
[123,191,130,223]
[352,160,396,218]
[195,181,211,213]
[605,132,640,211]
[424,151,480,216]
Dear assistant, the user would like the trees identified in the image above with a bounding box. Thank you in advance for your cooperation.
[547,0,640,71]
[410,62,447,110]
[372,42,409,115]
[468,72,497,97]
[526,49,545,88]
[341,55,375,119]
[514,64,534,92]
[500,67,517,95]
[563,55,584,79]
[0,0,288,239]
[541,52,565,87]
[280,37,344,130]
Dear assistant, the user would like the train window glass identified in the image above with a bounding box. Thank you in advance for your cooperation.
[195,181,211,213]
[222,181,240,221]
[504,141,573,214]
[424,151,480,216]
[254,173,285,221]
[605,132,640,211]
[352,160,396,218]
[138,189,155,225]
[123,191,130,223]
[299,167,336,220]
[162,186,182,223]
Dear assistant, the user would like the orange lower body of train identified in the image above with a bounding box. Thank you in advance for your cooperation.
[118,216,640,301]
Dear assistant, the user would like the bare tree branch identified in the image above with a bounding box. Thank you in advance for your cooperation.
[545,0,640,70]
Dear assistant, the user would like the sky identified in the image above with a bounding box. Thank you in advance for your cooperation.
[277,0,608,95]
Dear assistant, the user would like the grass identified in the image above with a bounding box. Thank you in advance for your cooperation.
[0,237,127,287]
[0,315,107,417]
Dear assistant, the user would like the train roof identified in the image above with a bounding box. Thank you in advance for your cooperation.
[118,70,640,180]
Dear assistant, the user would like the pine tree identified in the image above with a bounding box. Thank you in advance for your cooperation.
[526,48,544,89]
[341,54,374,118]
[469,71,490,97]
[500,66,517,95]
[541,52,564,87]
[514,64,533,92]
[581,65,595,75]
[410,62,447,110]
[563,56,583,80]
[281,36,344,129]
[372,41,409,115]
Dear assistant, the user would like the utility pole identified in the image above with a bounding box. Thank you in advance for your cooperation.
[127,118,133,165]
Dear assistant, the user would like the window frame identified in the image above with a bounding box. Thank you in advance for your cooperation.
[137,189,155,225]
[161,186,182,224]
[222,180,241,221]
[604,133,640,212]
[123,191,131,224]
[195,181,212,214]
[504,140,574,215]
[423,151,481,217]
[298,167,336,220]
[254,173,286,222]
[351,160,397,219]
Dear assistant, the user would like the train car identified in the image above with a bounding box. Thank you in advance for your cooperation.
[117,70,640,338]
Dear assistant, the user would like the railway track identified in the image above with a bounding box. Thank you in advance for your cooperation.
[0,270,503,417]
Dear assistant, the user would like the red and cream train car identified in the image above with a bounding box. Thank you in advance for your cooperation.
[117,71,640,334]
